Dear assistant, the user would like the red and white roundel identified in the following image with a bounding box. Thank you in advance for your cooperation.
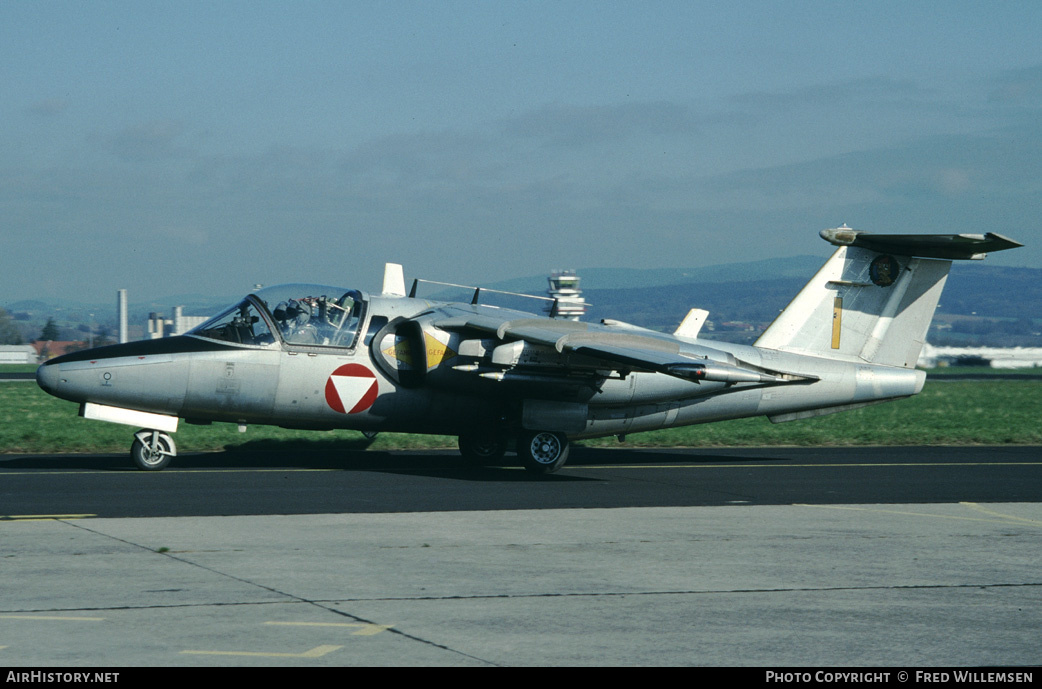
[324,364,379,414]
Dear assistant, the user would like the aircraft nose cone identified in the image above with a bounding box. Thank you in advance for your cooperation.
[36,362,61,395]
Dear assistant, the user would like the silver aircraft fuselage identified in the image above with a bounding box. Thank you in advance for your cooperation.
[35,228,1021,472]
[36,292,921,438]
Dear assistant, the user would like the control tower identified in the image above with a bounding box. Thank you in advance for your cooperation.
[546,270,587,321]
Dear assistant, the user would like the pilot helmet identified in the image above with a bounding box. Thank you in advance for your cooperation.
[273,301,289,322]
[288,299,311,326]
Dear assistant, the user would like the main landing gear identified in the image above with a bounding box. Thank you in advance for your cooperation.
[457,430,508,466]
[457,429,570,474]
[131,429,177,471]
[516,430,570,474]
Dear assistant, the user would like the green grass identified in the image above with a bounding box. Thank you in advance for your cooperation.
[0,364,39,373]
[924,366,1042,377]
[1,379,1039,455]
[582,379,1042,448]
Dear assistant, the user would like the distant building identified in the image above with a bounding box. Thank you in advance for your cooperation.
[118,289,128,344]
[546,270,587,321]
[0,345,38,364]
[31,341,87,361]
[919,344,1042,369]
[148,306,209,339]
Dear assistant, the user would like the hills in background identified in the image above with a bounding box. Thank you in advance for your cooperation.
[487,257,1041,347]
[484,255,826,293]
[581,264,1041,346]
[4,256,1039,348]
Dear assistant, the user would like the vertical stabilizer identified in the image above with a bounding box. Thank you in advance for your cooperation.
[755,245,951,368]
[757,229,1021,368]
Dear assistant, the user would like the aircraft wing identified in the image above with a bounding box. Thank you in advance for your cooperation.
[561,339,786,383]
[432,313,803,384]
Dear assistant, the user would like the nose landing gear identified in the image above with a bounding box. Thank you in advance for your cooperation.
[131,429,177,471]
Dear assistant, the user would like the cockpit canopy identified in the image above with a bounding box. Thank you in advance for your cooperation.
[189,284,367,349]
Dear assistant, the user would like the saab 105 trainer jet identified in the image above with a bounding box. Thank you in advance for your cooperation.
[37,227,1021,473]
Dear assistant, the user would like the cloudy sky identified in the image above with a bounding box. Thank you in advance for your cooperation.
[3,1,1040,304]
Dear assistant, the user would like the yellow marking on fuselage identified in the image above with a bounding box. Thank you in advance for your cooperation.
[424,331,457,367]
[383,338,414,365]
[381,332,456,368]
[831,296,843,349]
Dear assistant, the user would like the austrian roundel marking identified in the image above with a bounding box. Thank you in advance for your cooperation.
[324,364,379,414]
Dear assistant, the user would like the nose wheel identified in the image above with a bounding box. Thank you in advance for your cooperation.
[517,430,570,474]
[131,429,177,471]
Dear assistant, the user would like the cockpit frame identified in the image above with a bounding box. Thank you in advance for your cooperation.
[187,284,369,353]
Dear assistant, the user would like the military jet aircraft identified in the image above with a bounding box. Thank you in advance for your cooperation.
[37,227,1021,473]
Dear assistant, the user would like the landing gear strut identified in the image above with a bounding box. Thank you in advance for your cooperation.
[131,429,177,471]
[517,430,570,474]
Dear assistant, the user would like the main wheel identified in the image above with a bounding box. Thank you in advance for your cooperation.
[131,430,176,471]
[458,431,507,465]
[517,430,570,474]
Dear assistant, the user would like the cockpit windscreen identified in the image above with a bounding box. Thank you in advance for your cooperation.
[189,284,367,349]
[190,300,275,346]
[255,284,366,348]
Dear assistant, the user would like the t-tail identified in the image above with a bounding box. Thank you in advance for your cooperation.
[755,227,1023,368]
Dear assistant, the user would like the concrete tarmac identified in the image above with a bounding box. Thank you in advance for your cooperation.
[2,502,1040,666]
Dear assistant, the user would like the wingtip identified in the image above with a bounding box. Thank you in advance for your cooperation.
[983,233,1025,250]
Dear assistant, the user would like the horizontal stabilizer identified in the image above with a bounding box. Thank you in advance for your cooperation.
[820,227,1022,260]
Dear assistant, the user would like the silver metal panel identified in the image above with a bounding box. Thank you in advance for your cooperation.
[183,351,280,422]
[522,400,589,433]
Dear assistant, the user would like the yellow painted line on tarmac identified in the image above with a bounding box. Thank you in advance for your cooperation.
[149,468,337,473]
[0,615,105,621]
[959,502,1042,525]
[794,503,1042,527]
[1,514,96,521]
[0,468,338,476]
[573,461,1042,470]
[5,461,1039,476]
[182,644,343,659]
[264,621,392,635]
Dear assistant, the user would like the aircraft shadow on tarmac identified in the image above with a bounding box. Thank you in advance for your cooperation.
[2,442,789,482]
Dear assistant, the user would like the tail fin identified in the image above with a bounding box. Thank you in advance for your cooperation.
[755,228,1022,368]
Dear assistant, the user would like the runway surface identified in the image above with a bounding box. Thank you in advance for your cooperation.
[2,445,1040,667]
[1,445,1040,517]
